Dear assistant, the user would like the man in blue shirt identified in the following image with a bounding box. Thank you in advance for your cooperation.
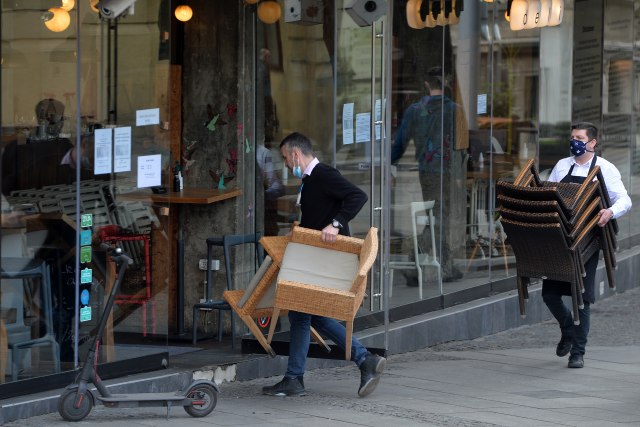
[392,67,467,283]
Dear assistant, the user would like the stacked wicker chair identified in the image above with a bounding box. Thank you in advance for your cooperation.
[496,159,618,324]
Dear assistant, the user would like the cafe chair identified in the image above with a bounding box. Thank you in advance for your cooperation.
[1,258,60,381]
[497,167,617,319]
[266,226,378,361]
[388,201,441,299]
[513,158,542,187]
[223,235,330,357]
[466,210,509,274]
[192,233,262,347]
[500,218,590,324]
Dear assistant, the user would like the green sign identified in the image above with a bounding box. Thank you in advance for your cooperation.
[80,306,92,322]
[80,246,92,263]
[81,214,92,228]
[81,268,92,284]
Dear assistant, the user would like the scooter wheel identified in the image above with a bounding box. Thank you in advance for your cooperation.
[58,388,94,422]
[183,383,217,417]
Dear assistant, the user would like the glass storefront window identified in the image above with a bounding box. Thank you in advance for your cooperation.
[2,0,171,387]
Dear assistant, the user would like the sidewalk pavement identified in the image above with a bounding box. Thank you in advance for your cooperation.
[4,287,640,427]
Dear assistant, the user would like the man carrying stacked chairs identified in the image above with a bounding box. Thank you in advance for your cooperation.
[497,122,631,369]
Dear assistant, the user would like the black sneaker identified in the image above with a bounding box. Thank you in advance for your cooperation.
[262,376,306,396]
[556,335,572,357]
[568,354,584,369]
[358,354,386,397]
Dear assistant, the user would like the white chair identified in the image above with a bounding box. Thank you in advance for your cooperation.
[389,200,442,299]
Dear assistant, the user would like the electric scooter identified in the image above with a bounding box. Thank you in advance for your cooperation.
[58,244,219,421]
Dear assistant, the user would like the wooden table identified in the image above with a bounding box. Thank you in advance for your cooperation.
[118,187,242,336]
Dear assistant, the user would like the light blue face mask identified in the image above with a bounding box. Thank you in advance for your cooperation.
[293,156,302,178]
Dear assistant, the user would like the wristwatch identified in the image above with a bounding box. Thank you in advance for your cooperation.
[331,219,343,229]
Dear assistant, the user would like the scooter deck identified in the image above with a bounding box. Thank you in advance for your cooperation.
[97,392,188,403]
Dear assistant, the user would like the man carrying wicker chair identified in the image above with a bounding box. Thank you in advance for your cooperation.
[543,122,631,369]
[261,132,386,398]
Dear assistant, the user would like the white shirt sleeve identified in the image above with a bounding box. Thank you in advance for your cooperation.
[598,158,632,219]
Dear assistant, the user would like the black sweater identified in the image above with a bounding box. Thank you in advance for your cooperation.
[299,163,367,236]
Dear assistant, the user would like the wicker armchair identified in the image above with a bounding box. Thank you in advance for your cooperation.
[222,235,329,357]
[266,226,379,361]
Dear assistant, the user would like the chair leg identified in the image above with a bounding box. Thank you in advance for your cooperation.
[310,327,331,353]
[142,301,147,337]
[0,320,6,384]
[516,276,526,317]
[217,310,223,342]
[466,240,480,271]
[240,313,276,357]
[230,311,235,349]
[416,265,423,300]
[151,300,157,335]
[344,320,353,361]
[267,308,280,344]
[11,347,19,381]
[192,307,199,345]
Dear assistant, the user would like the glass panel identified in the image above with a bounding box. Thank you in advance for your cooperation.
[2,0,83,382]
[1,0,171,385]
[603,0,634,242]
[390,6,471,304]
[251,2,334,239]
[334,3,383,314]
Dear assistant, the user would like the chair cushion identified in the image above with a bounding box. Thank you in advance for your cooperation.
[278,242,359,292]
[237,256,273,309]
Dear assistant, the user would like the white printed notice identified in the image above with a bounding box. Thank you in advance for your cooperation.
[136,108,160,127]
[137,154,162,188]
[355,112,371,143]
[94,128,113,175]
[114,127,131,173]
[342,103,354,145]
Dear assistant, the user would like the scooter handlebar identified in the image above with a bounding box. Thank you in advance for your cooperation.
[100,243,134,265]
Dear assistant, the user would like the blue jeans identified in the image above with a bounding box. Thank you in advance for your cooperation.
[285,311,370,378]
[542,294,591,356]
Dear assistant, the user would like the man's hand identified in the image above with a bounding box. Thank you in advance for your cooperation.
[321,223,339,243]
[598,208,614,227]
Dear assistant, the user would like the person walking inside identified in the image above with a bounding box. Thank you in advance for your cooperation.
[391,67,467,282]
[262,131,386,397]
[544,122,631,368]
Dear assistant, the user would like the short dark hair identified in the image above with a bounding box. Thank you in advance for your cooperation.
[571,122,598,140]
[279,132,314,156]
[425,67,444,89]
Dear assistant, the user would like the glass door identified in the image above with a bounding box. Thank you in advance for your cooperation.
[334,1,389,315]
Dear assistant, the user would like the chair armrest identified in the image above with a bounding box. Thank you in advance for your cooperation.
[259,236,289,266]
[290,225,363,254]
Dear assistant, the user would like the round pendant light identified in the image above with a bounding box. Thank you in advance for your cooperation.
[61,0,75,11]
[258,1,281,24]
[175,5,193,22]
[44,7,71,32]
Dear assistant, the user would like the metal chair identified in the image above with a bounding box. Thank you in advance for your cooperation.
[192,233,262,346]
[1,258,60,381]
